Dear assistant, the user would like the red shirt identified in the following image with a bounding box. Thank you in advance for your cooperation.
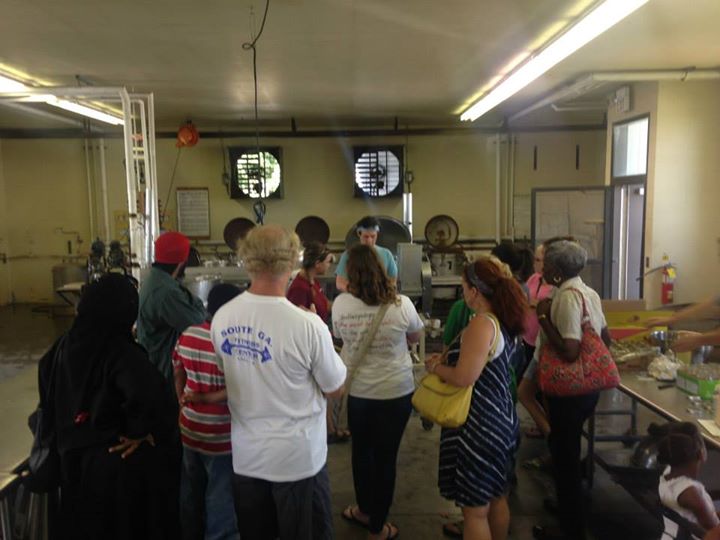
[172,322,231,455]
[287,273,330,323]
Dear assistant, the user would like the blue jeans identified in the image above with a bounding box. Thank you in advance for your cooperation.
[180,447,239,540]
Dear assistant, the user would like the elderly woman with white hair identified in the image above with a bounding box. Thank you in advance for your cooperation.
[532,240,611,540]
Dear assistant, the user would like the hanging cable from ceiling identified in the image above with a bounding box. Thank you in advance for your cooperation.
[242,0,271,224]
[160,146,182,228]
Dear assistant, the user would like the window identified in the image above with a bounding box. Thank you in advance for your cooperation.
[228,147,283,199]
[612,117,649,178]
[353,146,404,198]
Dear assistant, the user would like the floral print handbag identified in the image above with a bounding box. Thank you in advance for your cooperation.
[538,290,620,397]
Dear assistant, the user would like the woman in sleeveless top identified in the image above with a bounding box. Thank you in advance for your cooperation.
[425,258,528,540]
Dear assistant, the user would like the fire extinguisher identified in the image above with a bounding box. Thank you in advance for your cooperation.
[661,260,676,305]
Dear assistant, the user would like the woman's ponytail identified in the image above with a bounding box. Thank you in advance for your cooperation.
[465,259,528,337]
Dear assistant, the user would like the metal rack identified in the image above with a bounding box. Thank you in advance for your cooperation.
[0,87,159,284]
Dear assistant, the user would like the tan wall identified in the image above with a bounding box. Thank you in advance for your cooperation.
[604,81,720,306]
[650,80,720,305]
[514,130,607,195]
[510,130,606,239]
[0,139,91,304]
[0,129,605,304]
[141,134,497,244]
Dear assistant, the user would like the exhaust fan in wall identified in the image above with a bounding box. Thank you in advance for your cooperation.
[228,147,283,199]
[353,146,404,198]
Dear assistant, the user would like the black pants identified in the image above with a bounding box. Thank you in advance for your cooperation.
[348,393,413,534]
[232,465,333,540]
[546,392,599,540]
[58,443,174,540]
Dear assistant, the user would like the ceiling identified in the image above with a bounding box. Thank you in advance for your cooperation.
[0,0,718,130]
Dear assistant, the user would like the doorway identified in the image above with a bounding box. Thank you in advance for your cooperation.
[610,115,649,300]
[611,183,645,299]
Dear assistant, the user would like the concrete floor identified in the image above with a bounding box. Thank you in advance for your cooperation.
[327,410,662,540]
[0,304,670,539]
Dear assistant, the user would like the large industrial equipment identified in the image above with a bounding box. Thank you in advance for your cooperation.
[295,216,331,245]
[182,214,469,314]
[424,214,466,278]
[223,217,256,251]
[183,215,432,308]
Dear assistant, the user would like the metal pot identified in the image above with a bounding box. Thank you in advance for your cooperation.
[184,274,222,306]
[647,330,679,354]
[630,436,661,470]
[691,345,713,365]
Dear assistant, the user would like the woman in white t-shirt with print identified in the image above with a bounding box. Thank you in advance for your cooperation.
[333,244,424,540]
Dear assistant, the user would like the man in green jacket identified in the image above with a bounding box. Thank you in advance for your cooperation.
[137,231,206,385]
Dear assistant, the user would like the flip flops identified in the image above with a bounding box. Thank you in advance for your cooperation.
[327,430,351,444]
[341,505,369,529]
[523,425,545,439]
[442,520,464,538]
[341,507,399,539]
[523,455,553,471]
[382,523,399,539]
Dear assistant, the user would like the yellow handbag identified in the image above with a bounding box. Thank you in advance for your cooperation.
[411,314,500,428]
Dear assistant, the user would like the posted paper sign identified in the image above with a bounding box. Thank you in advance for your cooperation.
[176,188,210,238]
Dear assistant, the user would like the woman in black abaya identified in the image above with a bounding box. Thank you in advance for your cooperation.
[38,273,176,539]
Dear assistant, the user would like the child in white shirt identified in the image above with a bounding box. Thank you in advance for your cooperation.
[651,422,719,539]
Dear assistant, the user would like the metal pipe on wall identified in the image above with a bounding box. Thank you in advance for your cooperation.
[134,99,153,265]
[0,123,607,140]
[509,69,720,124]
[508,135,516,240]
[495,133,501,244]
[83,139,95,241]
[402,192,413,242]
[504,135,511,237]
[120,89,142,281]
[98,139,110,244]
[147,94,159,250]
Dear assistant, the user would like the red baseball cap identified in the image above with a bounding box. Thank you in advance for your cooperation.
[154,232,191,264]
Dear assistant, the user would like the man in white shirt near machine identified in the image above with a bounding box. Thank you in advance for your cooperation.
[211,225,346,540]
[335,215,398,292]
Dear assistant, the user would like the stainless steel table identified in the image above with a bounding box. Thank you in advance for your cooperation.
[618,372,720,449]
[584,373,716,538]
[585,372,720,486]
[54,281,84,308]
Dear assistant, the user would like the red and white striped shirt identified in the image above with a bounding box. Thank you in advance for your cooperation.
[172,321,231,455]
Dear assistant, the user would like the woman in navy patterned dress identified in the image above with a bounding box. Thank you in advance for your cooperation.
[425,258,527,540]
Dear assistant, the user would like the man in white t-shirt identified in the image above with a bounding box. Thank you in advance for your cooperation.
[211,225,346,540]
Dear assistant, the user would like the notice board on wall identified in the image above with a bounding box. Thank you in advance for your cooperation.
[176,187,210,238]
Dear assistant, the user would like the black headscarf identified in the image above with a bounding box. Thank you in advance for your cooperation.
[61,274,139,419]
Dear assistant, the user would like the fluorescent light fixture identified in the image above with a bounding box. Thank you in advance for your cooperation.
[0,74,123,125]
[0,74,27,92]
[48,98,124,125]
[460,0,650,122]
